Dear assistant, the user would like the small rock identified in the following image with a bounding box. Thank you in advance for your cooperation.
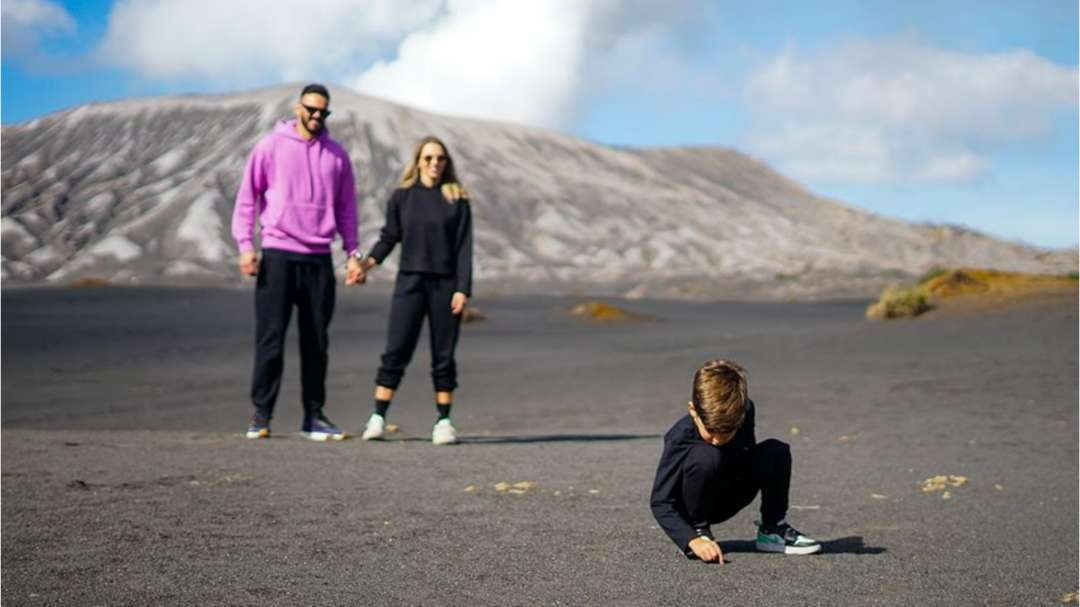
[464,485,478,492]
[790,427,800,436]
[494,482,510,492]
[588,489,599,495]
[871,494,888,500]
[385,424,400,434]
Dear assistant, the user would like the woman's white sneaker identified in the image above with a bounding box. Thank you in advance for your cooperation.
[432,418,458,445]
[361,414,386,441]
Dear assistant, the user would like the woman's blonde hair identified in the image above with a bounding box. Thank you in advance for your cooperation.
[398,135,468,202]
[691,359,749,445]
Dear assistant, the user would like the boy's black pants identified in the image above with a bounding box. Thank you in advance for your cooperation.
[250,249,335,418]
[375,272,461,392]
[688,439,792,529]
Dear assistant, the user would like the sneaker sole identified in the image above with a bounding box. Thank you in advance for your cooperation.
[756,541,821,555]
[302,431,347,441]
[432,435,457,445]
[361,431,385,441]
[245,430,270,439]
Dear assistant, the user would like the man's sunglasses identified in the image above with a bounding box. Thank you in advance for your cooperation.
[302,104,331,118]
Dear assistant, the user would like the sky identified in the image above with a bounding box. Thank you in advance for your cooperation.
[2,0,1078,249]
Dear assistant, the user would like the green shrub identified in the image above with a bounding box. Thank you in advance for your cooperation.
[866,286,934,319]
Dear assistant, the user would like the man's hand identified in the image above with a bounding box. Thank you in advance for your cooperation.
[688,537,723,564]
[450,291,468,315]
[238,251,259,276]
[345,257,366,285]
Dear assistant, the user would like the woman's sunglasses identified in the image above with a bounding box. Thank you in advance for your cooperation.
[421,155,447,164]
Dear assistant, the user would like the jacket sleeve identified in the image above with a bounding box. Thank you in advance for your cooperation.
[367,190,401,264]
[334,157,359,256]
[454,200,473,296]
[650,442,702,555]
[679,454,719,555]
[231,139,270,253]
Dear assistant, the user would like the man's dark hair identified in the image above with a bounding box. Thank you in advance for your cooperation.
[300,83,330,100]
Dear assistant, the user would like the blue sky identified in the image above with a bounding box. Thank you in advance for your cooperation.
[3,0,1077,248]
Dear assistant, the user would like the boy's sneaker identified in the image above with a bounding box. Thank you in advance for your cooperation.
[301,413,347,441]
[755,521,821,555]
[432,418,458,445]
[361,413,386,441]
[246,415,270,439]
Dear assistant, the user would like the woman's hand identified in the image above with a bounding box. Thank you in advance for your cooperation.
[688,537,723,563]
[450,292,468,315]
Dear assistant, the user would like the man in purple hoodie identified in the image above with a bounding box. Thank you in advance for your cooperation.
[232,83,364,441]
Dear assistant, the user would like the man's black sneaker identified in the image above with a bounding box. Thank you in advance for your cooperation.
[301,413,347,441]
[246,415,271,439]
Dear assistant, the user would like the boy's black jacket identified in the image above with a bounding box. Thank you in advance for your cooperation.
[649,400,756,555]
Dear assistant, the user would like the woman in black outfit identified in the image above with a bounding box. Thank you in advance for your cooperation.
[358,136,473,445]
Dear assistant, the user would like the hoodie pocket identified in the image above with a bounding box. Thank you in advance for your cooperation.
[279,200,334,243]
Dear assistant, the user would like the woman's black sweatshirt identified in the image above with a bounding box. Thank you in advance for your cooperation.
[368,183,473,296]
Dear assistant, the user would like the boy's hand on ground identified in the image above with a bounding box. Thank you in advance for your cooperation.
[688,537,723,563]
[238,251,259,276]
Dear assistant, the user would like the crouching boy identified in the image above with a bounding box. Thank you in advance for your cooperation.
[650,359,821,562]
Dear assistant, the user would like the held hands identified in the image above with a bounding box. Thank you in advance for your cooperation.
[238,251,259,276]
[450,291,468,315]
[688,537,724,564]
[345,257,366,285]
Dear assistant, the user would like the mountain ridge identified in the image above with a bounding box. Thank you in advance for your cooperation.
[2,83,1073,300]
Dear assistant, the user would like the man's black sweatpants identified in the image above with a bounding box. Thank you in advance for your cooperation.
[375,271,461,392]
[251,248,335,418]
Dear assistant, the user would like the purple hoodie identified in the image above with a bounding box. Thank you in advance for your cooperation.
[232,119,358,256]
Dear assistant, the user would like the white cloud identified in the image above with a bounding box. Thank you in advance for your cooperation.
[351,0,616,128]
[94,0,686,130]
[1,0,76,59]
[743,36,1079,184]
[97,0,443,82]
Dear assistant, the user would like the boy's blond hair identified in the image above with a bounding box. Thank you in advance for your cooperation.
[691,359,749,445]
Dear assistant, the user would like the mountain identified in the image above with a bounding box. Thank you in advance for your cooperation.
[2,84,1073,300]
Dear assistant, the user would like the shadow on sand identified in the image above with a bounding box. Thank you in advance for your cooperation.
[460,433,660,444]
[378,433,660,444]
[719,536,886,555]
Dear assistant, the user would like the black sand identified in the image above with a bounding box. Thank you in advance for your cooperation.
[3,287,1077,605]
